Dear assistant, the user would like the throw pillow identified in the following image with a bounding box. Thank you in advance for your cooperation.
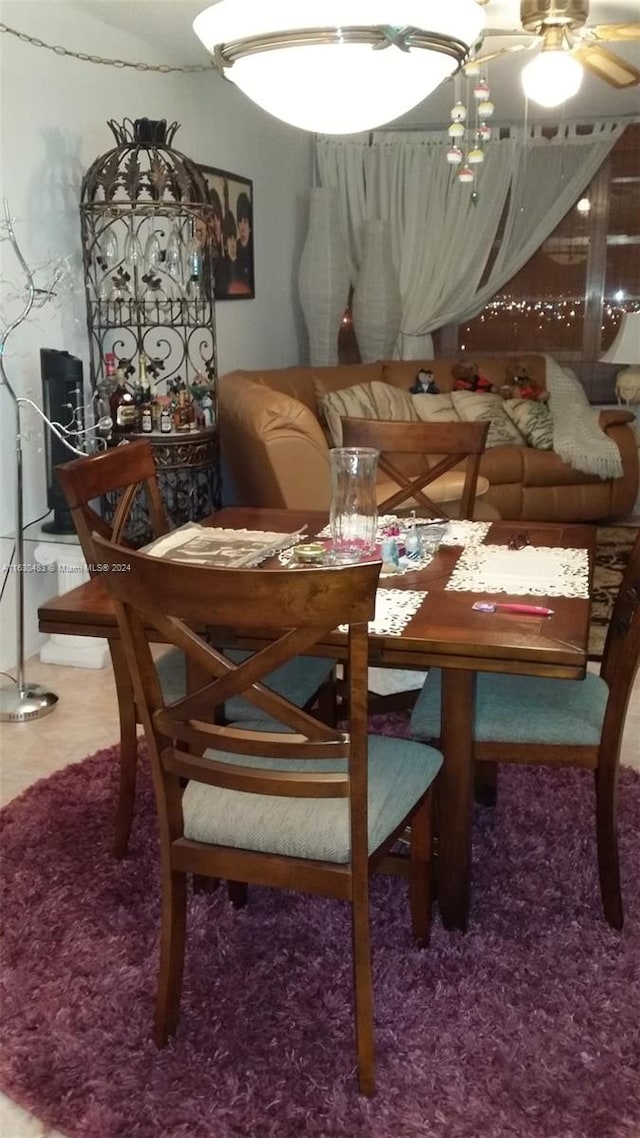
[503,398,554,450]
[411,392,460,423]
[320,380,418,446]
[451,390,527,449]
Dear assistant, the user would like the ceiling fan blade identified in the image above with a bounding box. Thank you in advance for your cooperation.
[571,43,640,88]
[584,24,640,43]
[464,42,530,69]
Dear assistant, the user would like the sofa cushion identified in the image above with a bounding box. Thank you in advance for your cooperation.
[451,391,527,449]
[411,392,460,422]
[319,380,419,446]
[479,445,525,486]
[503,398,554,450]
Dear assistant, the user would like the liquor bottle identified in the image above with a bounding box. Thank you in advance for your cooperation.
[160,405,172,433]
[103,352,117,392]
[135,356,152,431]
[139,356,152,406]
[109,366,137,435]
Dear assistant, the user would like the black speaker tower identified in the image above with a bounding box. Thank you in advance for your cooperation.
[40,348,84,534]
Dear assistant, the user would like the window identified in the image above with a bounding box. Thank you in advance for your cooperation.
[457,124,640,400]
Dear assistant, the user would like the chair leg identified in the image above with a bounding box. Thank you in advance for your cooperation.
[595,767,623,931]
[351,881,376,1096]
[409,790,433,946]
[474,761,498,807]
[227,880,248,908]
[314,670,339,727]
[110,641,138,859]
[154,868,188,1047]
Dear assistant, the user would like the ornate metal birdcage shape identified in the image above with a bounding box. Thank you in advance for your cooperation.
[80,118,220,533]
[80,117,218,398]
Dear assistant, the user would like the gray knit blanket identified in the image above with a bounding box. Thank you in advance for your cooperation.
[544,354,623,480]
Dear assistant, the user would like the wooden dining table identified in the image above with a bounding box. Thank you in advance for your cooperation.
[38,506,595,931]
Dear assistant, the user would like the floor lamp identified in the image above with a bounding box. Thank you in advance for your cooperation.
[0,200,110,723]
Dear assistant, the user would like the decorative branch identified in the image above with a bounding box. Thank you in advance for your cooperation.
[0,197,110,455]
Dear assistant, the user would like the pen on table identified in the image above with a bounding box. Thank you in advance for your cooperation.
[472,601,555,617]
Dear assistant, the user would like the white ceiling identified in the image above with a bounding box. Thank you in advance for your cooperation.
[71,0,640,128]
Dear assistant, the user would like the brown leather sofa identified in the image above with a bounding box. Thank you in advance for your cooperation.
[219,357,638,522]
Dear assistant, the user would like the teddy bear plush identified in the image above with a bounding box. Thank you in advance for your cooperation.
[409,368,440,395]
[451,361,494,394]
[500,362,549,403]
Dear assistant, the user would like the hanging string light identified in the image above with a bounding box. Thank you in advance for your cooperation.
[446,70,495,199]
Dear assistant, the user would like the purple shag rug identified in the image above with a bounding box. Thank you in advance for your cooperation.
[1,717,640,1138]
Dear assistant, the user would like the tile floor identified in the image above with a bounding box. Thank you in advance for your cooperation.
[1,652,639,1138]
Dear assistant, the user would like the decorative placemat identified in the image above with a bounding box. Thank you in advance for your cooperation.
[439,520,492,547]
[337,588,428,636]
[445,545,590,598]
[316,517,491,547]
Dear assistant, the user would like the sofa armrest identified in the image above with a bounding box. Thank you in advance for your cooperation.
[219,375,331,510]
[601,414,639,515]
[598,407,635,430]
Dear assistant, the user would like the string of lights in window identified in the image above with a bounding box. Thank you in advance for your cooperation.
[463,297,640,328]
[446,69,495,198]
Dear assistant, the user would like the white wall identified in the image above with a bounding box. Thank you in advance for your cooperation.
[0,1,314,670]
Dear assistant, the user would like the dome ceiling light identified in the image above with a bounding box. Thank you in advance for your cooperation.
[193,0,486,134]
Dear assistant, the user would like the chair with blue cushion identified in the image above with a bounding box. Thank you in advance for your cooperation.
[56,442,337,857]
[94,532,443,1096]
[410,530,640,929]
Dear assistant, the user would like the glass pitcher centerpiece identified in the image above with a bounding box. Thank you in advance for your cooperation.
[329,447,379,563]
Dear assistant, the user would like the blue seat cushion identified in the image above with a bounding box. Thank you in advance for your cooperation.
[156,649,187,704]
[223,649,335,722]
[182,731,442,863]
[155,648,335,723]
[410,668,608,747]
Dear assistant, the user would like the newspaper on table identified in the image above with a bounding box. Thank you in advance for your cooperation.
[142,522,305,568]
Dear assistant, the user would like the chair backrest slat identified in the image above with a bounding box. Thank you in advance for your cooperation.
[165,747,350,798]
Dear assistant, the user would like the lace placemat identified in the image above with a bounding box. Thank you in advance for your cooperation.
[315,517,490,547]
[445,544,590,598]
[337,588,428,636]
[439,520,491,547]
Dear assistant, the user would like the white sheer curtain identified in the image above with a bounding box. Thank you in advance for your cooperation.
[316,120,624,358]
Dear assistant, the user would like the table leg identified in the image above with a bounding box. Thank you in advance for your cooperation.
[110,640,138,859]
[437,669,476,932]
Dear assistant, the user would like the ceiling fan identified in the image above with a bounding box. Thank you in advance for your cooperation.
[469,0,640,105]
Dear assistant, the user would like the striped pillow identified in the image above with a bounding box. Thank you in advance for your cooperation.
[503,398,554,450]
[450,391,526,449]
[411,392,460,422]
[319,380,418,446]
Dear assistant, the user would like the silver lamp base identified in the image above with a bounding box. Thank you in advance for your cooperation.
[0,682,59,723]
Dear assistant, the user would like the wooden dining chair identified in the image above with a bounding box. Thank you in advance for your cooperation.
[92,532,442,1095]
[339,417,496,717]
[340,417,496,520]
[56,441,337,858]
[56,441,176,857]
[410,531,640,930]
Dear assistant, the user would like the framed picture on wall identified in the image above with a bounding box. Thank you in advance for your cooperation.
[198,164,254,300]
